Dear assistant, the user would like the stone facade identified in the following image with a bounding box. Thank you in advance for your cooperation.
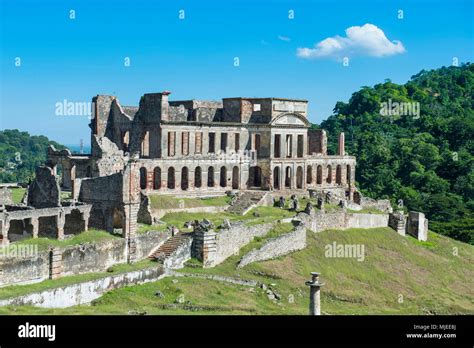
[49,91,356,199]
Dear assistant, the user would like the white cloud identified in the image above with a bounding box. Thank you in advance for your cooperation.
[278,35,291,42]
[297,23,405,59]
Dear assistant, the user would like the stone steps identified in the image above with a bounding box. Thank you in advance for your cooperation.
[149,233,192,261]
[227,191,267,215]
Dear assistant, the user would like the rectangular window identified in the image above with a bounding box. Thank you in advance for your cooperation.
[182,132,189,156]
[234,133,240,152]
[254,134,261,152]
[297,134,304,158]
[168,131,175,157]
[274,134,281,157]
[208,132,215,153]
[195,132,202,154]
[286,134,292,158]
[220,133,228,152]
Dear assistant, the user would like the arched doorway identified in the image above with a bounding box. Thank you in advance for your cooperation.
[220,167,227,188]
[273,167,280,190]
[296,166,303,189]
[232,166,239,189]
[153,167,161,190]
[195,167,202,188]
[316,165,323,184]
[306,165,313,185]
[168,167,175,189]
[326,165,332,184]
[285,166,292,188]
[208,167,215,187]
[181,167,189,190]
[336,165,342,184]
[139,167,147,190]
[249,166,262,188]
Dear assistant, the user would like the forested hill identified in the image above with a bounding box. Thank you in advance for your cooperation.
[0,130,65,184]
[318,63,474,243]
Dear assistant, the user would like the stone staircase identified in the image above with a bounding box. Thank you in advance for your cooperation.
[149,232,193,263]
[227,191,268,215]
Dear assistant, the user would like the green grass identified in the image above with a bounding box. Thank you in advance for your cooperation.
[6,227,471,315]
[10,187,25,203]
[160,206,296,231]
[149,194,231,210]
[136,223,168,235]
[9,230,119,251]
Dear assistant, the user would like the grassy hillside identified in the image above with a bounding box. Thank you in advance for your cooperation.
[2,227,472,315]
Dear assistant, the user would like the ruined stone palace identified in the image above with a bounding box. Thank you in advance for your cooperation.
[0,92,358,250]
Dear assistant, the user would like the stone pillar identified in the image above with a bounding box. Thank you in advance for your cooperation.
[321,130,328,156]
[49,247,63,279]
[31,217,39,238]
[82,211,90,231]
[193,228,217,268]
[407,212,428,241]
[305,272,324,315]
[338,132,345,156]
[123,203,139,263]
[56,211,65,240]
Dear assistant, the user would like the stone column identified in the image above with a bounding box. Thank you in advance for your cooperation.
[56,211,65,240]
[305,272,324,315]
[82,210,90,231]
[338,132,345,156]
[31,217,39,238]
[123,203,139,263]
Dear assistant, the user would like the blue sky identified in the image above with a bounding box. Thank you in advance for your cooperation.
[1,0,473,146]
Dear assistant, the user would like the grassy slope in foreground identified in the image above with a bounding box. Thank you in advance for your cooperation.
[1,227,473,315]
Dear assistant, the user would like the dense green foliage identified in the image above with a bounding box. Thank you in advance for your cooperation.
[320,63,474,243]
[0,130,64,184]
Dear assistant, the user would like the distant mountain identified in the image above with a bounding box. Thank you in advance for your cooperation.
[318,63,474,244]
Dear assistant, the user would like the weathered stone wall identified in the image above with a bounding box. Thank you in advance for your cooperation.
[0,188,13,205]
[238,224,306,268]
[345,213,389,229]
[359,197,393,213]
[297,211,389,233]
[194,222,275,268]
[61,239,127,276]
[0,250,50,287]
[0,266,165,308]
[0,230,171,287]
